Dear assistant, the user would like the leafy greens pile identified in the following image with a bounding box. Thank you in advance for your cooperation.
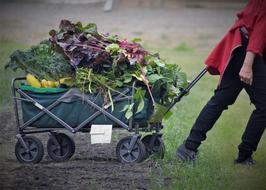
[6,19,188,121]
[5,41,73,81]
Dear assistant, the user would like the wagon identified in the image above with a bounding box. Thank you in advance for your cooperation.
[11,68,207,164]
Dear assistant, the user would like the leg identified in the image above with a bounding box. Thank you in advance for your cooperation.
[237,56,266,161]
[184,50,246,151]
[176,53,244,161]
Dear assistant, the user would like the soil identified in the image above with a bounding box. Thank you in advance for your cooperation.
[0,112,168,190]
[0,1,244,49]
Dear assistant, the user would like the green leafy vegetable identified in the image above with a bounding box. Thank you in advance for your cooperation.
[105,43,123,55]
[5,41,73,81]
[6,19,189,123]
[125,103,134,119]
[133,88,145,114]
[149,103,173,123]
[132,38,142,43]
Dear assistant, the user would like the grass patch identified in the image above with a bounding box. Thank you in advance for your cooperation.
[173,42,193,52]
[0,40,27,111]
[147,46,266,190]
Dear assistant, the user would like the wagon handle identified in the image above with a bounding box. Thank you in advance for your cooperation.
[165,67,207,113]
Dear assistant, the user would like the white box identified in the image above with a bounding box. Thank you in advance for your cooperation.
[90,125,112,144]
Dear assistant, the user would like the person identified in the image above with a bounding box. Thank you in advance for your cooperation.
[176,0,266,165]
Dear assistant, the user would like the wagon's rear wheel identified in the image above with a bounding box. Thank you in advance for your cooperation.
[142,135,165,160]
[47,133,75,162]
[116,136,146,163]
[15,136,44,164]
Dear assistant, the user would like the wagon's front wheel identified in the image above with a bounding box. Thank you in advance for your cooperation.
[47,133,75,162]
[116,136,146,163]
[15,136,44,164]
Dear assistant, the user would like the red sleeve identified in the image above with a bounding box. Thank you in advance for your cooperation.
[247,11,266,56]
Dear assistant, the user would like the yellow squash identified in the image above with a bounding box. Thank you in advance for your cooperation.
[41,79,58,88]
[27,74,71,88]
[26,74,41,88]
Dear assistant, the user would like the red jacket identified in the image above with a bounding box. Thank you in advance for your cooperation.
[205,0,266,76]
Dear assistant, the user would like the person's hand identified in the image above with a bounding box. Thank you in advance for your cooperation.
[239,64,253,85]
[239,51,255,85]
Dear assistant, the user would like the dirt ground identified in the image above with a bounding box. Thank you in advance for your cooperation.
[0,1,244,49]
[0,112,166,190]
[0,1,245,190]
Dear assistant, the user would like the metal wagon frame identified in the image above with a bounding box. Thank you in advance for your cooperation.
[11,68,207,164]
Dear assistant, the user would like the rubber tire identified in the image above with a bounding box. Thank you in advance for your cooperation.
[15,136,44,164]
[155,137,165,159]
[47,133,75,162]
[142,135,165,160]
[116,136,146,163]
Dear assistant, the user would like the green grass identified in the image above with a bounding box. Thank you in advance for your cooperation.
[173,42,194,52]
[0,40,27,111]
[147,46,266,190]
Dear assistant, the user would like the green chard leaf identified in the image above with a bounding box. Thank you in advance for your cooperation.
[125,103,134,119]
[132,38,142,43]
[149,103,173,123]
[105,43,123,55]
[136,98,145,113]
[133,88,146,113]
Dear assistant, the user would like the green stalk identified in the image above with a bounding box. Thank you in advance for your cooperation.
[108,89,114,112]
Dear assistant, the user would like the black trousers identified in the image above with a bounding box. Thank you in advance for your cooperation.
[185,46,266,159]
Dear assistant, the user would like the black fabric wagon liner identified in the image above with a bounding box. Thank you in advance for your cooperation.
[20,85,153,128]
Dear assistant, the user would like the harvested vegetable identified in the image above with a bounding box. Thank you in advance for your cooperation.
[5,40,74,81]
[26,74,41,88]
[6,19,188,121]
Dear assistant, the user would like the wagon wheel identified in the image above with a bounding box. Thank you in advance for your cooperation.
[116,136,146,163]
[142,135,165,160]
[15,136,44,164]
[47,133,75,162]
